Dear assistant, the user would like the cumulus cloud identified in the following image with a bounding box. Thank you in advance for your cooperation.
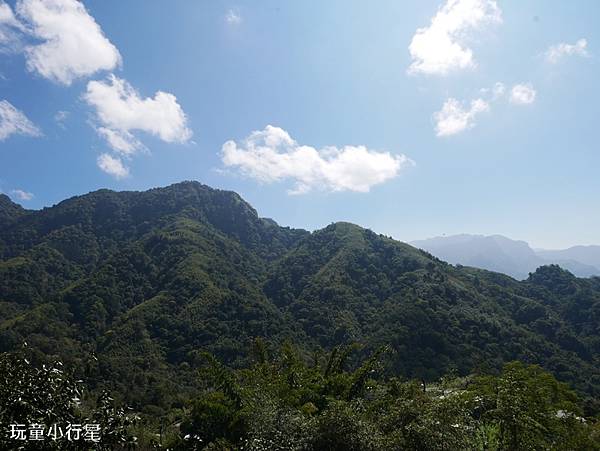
[83,75,192,155]
[545,38,588,64]
[408,0,501,76]
[221,125,413,194]
[225,9,241,25]
[433,97,489,136]
[0,99,41,140]
[16,0,121,85]
[510,83,536,105]
[11,189,33,200]
[97,153,129,179]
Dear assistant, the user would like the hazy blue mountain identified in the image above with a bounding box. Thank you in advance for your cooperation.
[537,246,600,275]
[411,234,600,279]
[410,234,543,279]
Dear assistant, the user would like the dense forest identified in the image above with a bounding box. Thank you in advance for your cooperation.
[3,344,599,449]
[1,181,599,448]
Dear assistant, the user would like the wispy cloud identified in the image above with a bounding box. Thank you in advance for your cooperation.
[11,188,33,201]
[491,82,505,100]
[408,0,501,76]
[0,99,41,140]
[0,1,25,52]
[54,109,68,128]
[221,125,413,194]
[225,9,241,25]
[545,38,589,64]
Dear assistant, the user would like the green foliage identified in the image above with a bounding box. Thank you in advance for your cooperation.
[0,350,137,450]
[470,361,594,450]
[181,391,243,447]
[177,346,599,450]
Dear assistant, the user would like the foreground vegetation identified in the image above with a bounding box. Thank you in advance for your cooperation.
[0,349,136,450]
[2,344,599,450]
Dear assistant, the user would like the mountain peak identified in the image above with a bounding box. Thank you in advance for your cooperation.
[320,222,373,246]
[325,221,363,231]
[0,181,309,263]
[0,193,27,225]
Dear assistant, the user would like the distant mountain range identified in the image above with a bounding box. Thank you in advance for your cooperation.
[411,234,600,279]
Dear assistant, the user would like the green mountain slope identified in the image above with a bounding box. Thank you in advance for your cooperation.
[266,223,599,394]
[0,182,598,413]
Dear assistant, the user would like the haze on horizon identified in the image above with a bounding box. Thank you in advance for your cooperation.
[1,0,598,249]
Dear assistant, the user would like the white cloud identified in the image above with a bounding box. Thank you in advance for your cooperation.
[84,75,192,154]
[408,0,501,76]
[434,97,489,136]
[16,0,121,85]
[11,189,33,201]
[0,1,25,51]
[0,99,41,140]
[97,153,129,179]
[545,38,588,64]
[0,2,22,30]
[225,9,241,25]
[433,81,536,137]
[510,83,536,105]
[221,125,413,194]
[96,127,142,156]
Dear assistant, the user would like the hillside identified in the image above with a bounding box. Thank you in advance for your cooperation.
[0,182,599,415]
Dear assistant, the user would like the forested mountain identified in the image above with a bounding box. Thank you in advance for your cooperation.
[0,193,27,227]
[1,181,599,419]
[411,234,600,279]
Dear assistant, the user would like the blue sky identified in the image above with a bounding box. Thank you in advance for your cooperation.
[0,0,598,249]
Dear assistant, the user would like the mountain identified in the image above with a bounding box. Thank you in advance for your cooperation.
[1,182,599,415]
[537,246,600,275]
[411,234,600,279]
[0,193,27,227]
[411,234,541,280]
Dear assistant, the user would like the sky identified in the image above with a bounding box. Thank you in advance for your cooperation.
[0,0,599,249]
